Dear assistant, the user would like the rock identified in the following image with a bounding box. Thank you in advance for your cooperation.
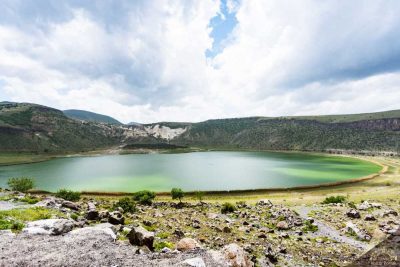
[223,226,232,233]
[256,199,273,207]
[98,210,110,219]
[61,201,80,211]
[0,229,15,237]
[221,243,253,267]
[364,214,376,221]
[346,209,361,219]
[264,246,278,263]
[69,225,116,241]
[174,229,185,238]
[182,257,206,267]
[86,202,99,220]
[135,246,152,255]
[382,209,398,217]
[176,238,200,252]
[280,232,289,239]
[108,211,125,225]
[23,219,74,236]
[192,222,201,229]
[128,226,154,250]
[357,201,371,210]
[35,197,61,209]
[161,247,172,253]
[276,221,289,230]
[345,221,371,241]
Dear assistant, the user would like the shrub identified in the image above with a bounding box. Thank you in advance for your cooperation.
[133,190,156,205]
[113,197,137,213]
[194,191,205,203]
[171,188,184,202]
[70,213,78,221]
[321,195,346,204]
[55,189,81,202]
[302,220,318,233]
[221,202,237,214]
[7,177,34,192]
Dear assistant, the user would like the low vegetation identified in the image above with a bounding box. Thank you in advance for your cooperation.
[221,202,237,214]
[321,195,347,204]
[133,190,156,205]
[7,177,34,192]
[112,197,136,213]
[55,189,81,202]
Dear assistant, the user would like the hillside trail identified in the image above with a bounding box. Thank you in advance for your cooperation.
[294,206,369,250]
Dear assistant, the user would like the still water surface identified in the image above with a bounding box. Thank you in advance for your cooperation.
[0,151,381,192]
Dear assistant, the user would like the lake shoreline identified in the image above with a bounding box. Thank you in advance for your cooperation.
[4,150,385,196]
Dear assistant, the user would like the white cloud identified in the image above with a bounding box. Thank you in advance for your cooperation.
[0,0,400,123]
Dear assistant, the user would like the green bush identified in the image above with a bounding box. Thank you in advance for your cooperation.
[7,177,34,192]
[55,189,81,202]
[113,197,137,213]
[171,188,184,202]
[221,202,237,214]
[302,220,318,233]
[321,195,346,204]
[133,190,156,205]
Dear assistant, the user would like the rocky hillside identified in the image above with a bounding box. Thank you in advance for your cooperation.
[1,189,399,266]
[1,102,400,153]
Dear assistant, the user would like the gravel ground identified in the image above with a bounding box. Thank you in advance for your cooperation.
[0,230,224,267]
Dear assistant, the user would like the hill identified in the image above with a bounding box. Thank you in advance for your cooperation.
[1,102,400,154]
[0,102,122,153]
[64,109,122,125]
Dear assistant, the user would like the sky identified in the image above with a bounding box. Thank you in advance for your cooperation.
[1,0,400,123]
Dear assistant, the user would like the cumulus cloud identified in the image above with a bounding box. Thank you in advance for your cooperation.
[0,0,399,123]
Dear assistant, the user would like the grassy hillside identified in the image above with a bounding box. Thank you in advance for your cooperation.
[0,103,122,153]
[63,109,122,125]
[1,102,400,153]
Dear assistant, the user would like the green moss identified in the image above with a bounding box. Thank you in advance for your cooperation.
[0,207,64,222]
[154,241,174,252]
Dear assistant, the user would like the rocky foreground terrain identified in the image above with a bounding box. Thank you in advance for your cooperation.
[0,189,399,266]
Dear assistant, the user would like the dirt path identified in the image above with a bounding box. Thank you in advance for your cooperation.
[295,206,368,250]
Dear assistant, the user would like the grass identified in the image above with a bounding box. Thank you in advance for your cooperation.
[0,153,53,166]
[0,207,64,222]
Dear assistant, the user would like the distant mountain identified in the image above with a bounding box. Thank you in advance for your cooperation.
[1,101,400,154]
[63,109,122,125]
[127,122,142,126]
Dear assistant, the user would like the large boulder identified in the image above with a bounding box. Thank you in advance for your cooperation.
[23,219,74,235]
[212,243,253,267]
[68,225,116,241]
[127,226,154,250]
[182,257,206,267]
[176,238,200,252]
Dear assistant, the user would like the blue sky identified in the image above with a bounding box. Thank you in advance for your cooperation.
[1,0,400,123]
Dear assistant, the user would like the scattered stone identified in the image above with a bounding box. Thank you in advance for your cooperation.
[346,209,361,219]
[135,246,151,255]
[128,226,155,250]
[86,202,99,220]
[161,247,172,253]
[382,209,398,217]
[256,199,273,207]
[182,257,206,267]
[108,211,125,225]
[174,229,185,238]
[345,222,371,241]
[276,221,289,230]
[223,226,232,233]
[176,238,200,252]
[364,214,376,221]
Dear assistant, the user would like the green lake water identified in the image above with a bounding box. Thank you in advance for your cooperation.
[0,151,381,192]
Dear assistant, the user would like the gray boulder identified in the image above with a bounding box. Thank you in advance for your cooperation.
[108,211,125,225]
[23,219,74,235]
[128,226,154,250]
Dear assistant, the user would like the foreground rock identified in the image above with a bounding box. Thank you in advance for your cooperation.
[212,243,253,267]
[128,226,155,250]
[23,219,74,235]
[0,229,224,267]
